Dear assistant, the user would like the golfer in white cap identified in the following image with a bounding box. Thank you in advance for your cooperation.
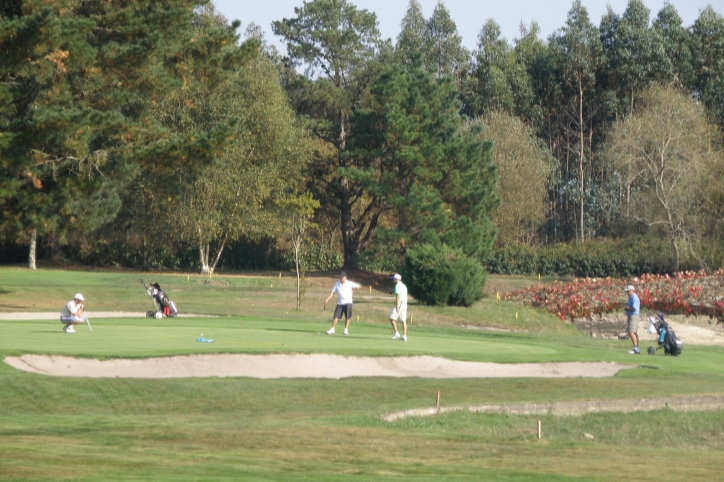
[389,273,408,341]
[60,293,86,333]
[623,285,640,354]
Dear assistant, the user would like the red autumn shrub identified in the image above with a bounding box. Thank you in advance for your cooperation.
[503,270,724,322]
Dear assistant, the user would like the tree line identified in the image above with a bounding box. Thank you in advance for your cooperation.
[1,0,723,276]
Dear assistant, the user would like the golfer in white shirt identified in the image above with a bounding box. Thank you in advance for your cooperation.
[324,271,361,335]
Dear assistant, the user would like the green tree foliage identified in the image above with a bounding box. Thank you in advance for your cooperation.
[349,60,499,262]
[396,0,426,67]
[3,0,724,273]
[403,243,485,307]
[599,0,670,117]
[423,1,469,80]
[690,6,724,128]
[0,0,245,264]
[607,85,723,271]
[280,193,320,308]
[470,112,556,246]
[273,0,382,270]
[550,0,603,242]
[165,55,310,274]
[117,4,263,271]
[465,20,515,116]
[653,3,695,89]
[396,0,469,82]
[464,19,539,124]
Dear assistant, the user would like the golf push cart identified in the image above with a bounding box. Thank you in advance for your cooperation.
[645,312,683,356]
[140,279,178,319]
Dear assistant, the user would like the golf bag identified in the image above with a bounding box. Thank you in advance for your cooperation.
[647,313,683,356]
[140,279,178,318]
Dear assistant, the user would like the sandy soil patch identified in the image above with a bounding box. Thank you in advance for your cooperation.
[3,311,716,379]
[573,313,724,346]
[4,354,632,379]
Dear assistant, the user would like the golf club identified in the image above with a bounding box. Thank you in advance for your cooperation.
[319,303,327,334]
[84,314,92,334]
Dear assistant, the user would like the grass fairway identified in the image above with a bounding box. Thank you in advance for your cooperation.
[1,267,724,481]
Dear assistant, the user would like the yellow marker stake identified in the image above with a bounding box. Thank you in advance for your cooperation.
[516,312,519,319]
[370,286,372,293]
[539,273,541,280]
[496,292,500,301]
[279,272,281,278]
[357,315,359,322]
[187,275,189,282]
[410,314,413,324]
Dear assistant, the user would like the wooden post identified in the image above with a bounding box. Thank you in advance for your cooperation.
[537,420,542,440]
[436,390,440,408]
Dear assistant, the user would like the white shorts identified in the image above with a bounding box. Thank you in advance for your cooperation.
[389,303,407,323]
[60,315,83,324]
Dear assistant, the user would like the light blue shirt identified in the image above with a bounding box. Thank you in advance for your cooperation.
[625,293,640,316]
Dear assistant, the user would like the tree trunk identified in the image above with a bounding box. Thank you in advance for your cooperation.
[208,240,226,274]
[578,80,585,243]
[142,235,149,270]
[338,108,358,270]
[28,229,37,270]
[340,187,358,270]
[199,242,211,274]
[670,235,680,273]
[295,244,301,309]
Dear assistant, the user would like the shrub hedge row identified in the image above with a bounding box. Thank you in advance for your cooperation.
[3,235,704,279]
[483,237,697,277]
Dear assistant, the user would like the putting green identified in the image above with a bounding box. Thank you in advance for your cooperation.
[0,315,556,360]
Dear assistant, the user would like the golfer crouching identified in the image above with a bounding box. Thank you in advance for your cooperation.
[60,293,86,333]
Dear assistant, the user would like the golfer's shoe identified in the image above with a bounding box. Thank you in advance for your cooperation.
[326,328,335,335]
[628,348,640,354]
[343,329,349,335]
[391,332,401,340]
[401,335,407,341]
[63,325,68,333]
[67,326,75,333]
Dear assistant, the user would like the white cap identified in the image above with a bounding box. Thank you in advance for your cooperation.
[74,293,85,301]
[391,273,402,280]
[624,285,635,292]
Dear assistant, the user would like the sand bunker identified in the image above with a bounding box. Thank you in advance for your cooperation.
[4,354,631,379]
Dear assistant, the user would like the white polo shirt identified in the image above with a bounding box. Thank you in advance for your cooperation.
[331,280,360,305]
[61,300,82,317]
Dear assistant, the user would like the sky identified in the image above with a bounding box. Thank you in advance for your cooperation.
[212,0,722,53]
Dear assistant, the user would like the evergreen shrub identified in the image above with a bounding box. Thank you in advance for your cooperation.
[403,243,485,306]
[447,253,487,307]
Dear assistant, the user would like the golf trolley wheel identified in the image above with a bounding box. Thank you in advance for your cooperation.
[647,346,656,355]
[146,310,156,318]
